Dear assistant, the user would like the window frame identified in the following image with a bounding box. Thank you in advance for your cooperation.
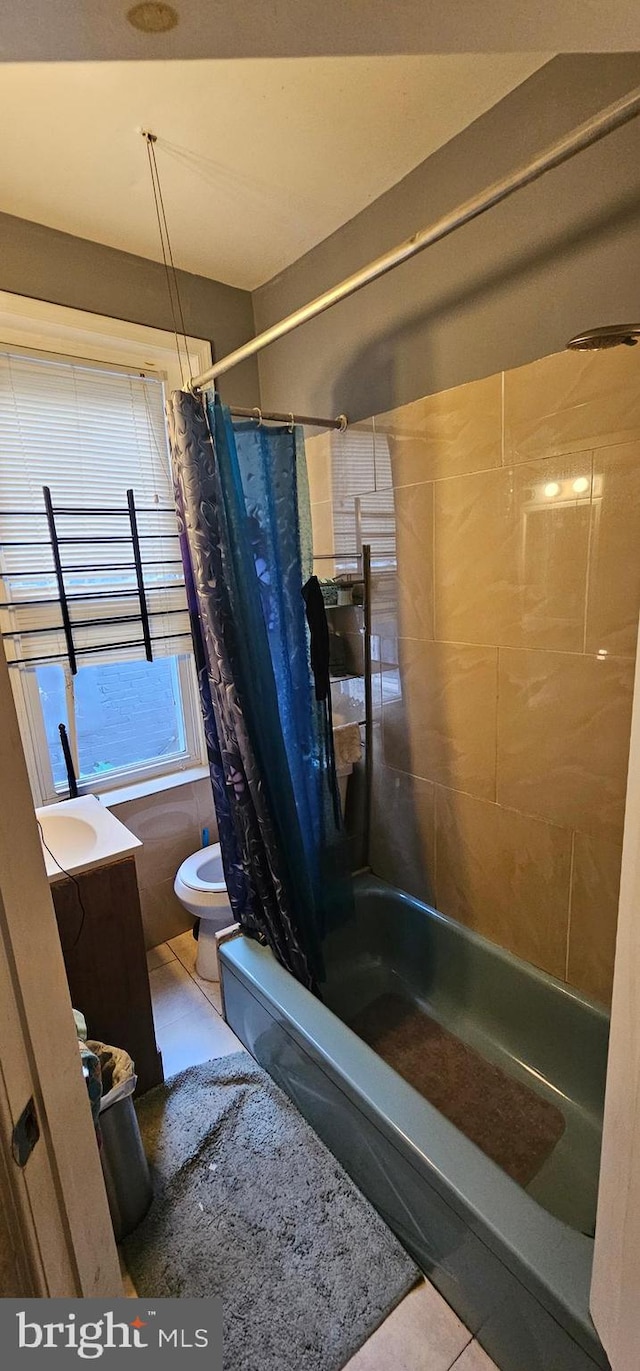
[0,293,213,806]
[20,653,205,806]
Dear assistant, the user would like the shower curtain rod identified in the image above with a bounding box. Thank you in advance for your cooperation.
[189,84,640,392]
[228,405,347,431]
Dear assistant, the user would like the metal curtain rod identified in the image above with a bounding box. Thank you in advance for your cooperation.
[229,405,347,432]
[189,84,640,391]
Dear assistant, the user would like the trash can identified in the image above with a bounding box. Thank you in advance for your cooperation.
[89,1041,153,1242]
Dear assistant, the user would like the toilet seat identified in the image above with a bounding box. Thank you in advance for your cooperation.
[179,844,226,894]
[174,841,231,922]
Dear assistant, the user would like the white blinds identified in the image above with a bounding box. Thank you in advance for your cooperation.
[330,426,396,570]
[0,349,189,668]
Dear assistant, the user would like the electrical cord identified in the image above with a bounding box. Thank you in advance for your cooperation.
[37,818,87,950]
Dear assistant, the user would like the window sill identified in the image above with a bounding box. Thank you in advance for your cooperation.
[99,764,210,809]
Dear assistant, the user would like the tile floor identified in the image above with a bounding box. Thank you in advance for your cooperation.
[135,933,498,1371]
[147,929,243,1076]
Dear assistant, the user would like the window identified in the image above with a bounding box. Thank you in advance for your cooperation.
[34,656,198,792]
[0,340,206,804]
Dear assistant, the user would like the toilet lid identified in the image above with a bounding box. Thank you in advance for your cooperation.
[179,844,227,893]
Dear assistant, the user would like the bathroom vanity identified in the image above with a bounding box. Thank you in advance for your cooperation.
[37,796,163,1095]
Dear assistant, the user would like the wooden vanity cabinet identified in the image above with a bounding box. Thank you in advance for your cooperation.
[51,856,163,1095]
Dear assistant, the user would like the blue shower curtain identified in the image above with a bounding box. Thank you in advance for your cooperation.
[168,390,345,991]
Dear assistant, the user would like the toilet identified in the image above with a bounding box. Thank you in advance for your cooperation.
[174,843,232,982]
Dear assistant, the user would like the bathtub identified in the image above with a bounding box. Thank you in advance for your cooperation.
[219,875,610,1371]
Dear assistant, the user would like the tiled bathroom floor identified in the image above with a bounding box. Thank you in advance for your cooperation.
[140,934,498,1371]
[147,930,244,1075]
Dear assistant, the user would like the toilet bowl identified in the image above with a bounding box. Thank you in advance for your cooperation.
[174,843,232,982]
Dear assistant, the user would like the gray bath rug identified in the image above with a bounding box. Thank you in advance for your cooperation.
[123,1051,418,1371]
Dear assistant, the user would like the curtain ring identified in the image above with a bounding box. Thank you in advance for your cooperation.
[288,412,295,433]
[252,406,263,427]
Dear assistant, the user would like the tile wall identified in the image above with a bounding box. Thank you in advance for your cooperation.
[306,346,640,1005]
[111,776,217,948]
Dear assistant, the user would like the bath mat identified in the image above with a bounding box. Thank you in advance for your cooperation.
[123,1051,418,1371]
[350,994,565,1187]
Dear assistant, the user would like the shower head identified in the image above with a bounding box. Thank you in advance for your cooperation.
[566,324,640,351]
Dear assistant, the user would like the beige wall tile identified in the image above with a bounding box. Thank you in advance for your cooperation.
[504,347,640,463]
[331,354,640,984]
[116,785,202,889]
[377,373,502,487]
[435,786,571,978]
[434,460,591,651]
[193,776,217,839]
[113,780,208,948]
[383,639,498,800]
[370,759,436,906]
[304,431,333,505]
[138,875,192,949]
[497,648,634,840]
[568,832,623,1006]
[586,442,640,658]
[394,481,434,640]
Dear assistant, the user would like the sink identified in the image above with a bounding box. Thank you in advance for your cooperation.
[37,813,98,869]
[35,794,142,883]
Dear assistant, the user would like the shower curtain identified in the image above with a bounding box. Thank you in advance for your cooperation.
[168,390,345,991]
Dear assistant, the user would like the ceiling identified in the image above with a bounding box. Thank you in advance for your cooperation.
[0,1,637,60]
[0,56,550,290]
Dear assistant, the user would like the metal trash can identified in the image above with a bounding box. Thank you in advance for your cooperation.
[99,1092,153,1241]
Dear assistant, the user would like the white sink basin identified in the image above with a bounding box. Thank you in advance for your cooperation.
[38,812,98,866]
[35,795,142,883]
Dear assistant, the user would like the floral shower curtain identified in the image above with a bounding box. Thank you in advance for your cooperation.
[168,390,346,992]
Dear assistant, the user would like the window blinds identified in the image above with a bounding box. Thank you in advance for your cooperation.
[0,349,190,668]
[330,427,397,570]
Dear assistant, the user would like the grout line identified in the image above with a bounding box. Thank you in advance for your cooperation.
[582,451,595,655]
[169,934,224,1014]
[391,633,634,662]
[432,783,439,909]
[149,958,217,1020]
[494,646,501,805]
[153,985,221,1037]
[392,461,501,491]
[565,830,576,982]
[501,369,505,467]
[146,941,176,965]
[391,770,573,837]
[389,441,602,491]
[432,476,437,642]
[447,1334,476,1371]
[152,1002,205,1032]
